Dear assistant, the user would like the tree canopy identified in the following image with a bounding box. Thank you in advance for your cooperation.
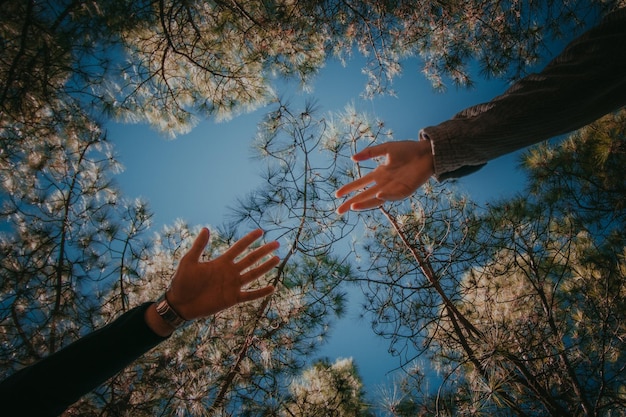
[354,109,626,416]
[1,1,625,416]
[2,0,619,135]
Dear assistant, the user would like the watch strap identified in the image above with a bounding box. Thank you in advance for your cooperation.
[155,294,187,329]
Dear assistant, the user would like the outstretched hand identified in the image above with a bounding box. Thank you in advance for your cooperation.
[166,228,279,321]
[335,140,435,214]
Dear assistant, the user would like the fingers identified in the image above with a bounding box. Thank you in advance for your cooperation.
[335,144,390,202]
[241,254,281,285]
[237,240,280,271]
[222,230,281,283]
[185,228,210,262]
[336,182,382,214]
[223,229,264,260]
[239,285,275,303]
[335,171,376,198]
[377,187,413,201]
[336,143,391,198]
[236,239,279,302]
[346,198,384,211]
[337,196,383,214]
[351,143,388,162]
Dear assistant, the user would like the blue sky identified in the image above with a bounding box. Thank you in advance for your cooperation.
[107,57,531,398]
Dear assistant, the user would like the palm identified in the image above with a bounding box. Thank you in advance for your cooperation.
[336,140,434,213]
[167,228,279,320]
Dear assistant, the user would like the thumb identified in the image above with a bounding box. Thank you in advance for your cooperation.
[185,227,210,262]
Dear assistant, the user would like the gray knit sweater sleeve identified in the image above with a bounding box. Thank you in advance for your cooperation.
[420,8,626,181]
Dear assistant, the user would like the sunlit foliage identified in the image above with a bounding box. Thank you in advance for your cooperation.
[283,357,373,417]
[61,100,361,415]
[1,1,626,416]
[357,110,626,416]
[0,106,152,373]
[2,0,620,136]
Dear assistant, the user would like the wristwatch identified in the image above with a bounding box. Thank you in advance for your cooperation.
[155,293,187,329]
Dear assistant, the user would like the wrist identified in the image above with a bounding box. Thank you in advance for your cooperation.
[418,130,436,177]
[144,293,189,337]
[155,293,187,329]
[144,303,175,337]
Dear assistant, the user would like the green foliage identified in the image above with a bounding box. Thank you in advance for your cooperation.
[0,106,152,373]
[2,0,619,136]
[358,110,626,416]
[283,358,374,417]
[2,1,626,415]
[523,111,626,247]
[62,101,362,415]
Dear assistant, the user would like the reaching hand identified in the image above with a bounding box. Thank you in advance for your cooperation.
[335,140,435,214]
[166,228,279,320]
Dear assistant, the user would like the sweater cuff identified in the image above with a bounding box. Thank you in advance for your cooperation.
[420,126,486,181]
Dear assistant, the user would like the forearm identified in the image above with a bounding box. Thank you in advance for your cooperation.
[0,227,278,416]
[422,8,626,180]
[0,302,168,416]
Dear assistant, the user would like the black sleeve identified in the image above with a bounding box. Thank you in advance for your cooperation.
[0,302,168,416]
[422,8,626,180]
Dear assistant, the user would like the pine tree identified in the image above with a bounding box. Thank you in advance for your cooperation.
[356,110,626,416]
[0,106,152,375]
[282,358,373,417]
[2,0,619,136]
[63,101,361,416]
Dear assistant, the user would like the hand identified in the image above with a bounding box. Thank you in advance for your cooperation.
[166,228,279,320]
[335,140,434,214]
